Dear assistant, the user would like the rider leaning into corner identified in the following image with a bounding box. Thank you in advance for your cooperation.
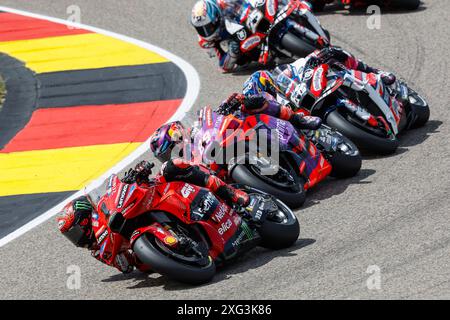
[243,46,397,99]
[57,160,250,274]
[191,0,325,73]
[149,92,323,178]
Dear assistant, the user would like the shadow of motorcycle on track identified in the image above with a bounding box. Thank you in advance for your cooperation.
[301,168,375,209]
[362,119,442,160]
[102,238,316,290]
[313,1,427,16]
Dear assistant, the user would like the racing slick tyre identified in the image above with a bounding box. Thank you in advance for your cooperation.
[410,103,430,129]
[230,163,306,209]
[133,234,216,285]
[280,31,318,59]
[325,110,399,155]
[327,136,362,179]
[258,197,300,250]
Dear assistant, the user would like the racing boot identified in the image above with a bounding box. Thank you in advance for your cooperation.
[290,113,323,131]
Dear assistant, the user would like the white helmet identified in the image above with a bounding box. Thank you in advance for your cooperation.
[191,0,222,40]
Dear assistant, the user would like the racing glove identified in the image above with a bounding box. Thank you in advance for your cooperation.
[290,113,322,130]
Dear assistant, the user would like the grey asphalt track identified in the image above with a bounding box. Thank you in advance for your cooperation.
[0,0,449,299]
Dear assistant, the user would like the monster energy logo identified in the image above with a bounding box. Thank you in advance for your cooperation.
[232,221,254,248]
[74,201,91,211]
[240,221,253,240]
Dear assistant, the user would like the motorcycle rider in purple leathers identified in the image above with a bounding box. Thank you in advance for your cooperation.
[149,92,322,175]
[190,0,324,73]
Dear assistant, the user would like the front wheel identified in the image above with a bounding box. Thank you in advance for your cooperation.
[258,197,300,249]
[325,110,399,155]
[133,232,216,285]
[408,89,430,129]
[318,128,362,178]
[236,185,300,250]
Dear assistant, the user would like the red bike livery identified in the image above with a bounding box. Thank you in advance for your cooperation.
[88,172,299,284]
[191,106,361,208]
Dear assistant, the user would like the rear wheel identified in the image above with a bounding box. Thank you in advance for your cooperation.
[325,110,399,155]
[258,198,300,249]
[133,225,216,285]
[230,156,306,208]
[235,185,300,250]
[280,31,317,59]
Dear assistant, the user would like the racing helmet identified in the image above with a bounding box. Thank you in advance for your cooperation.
[191,0,222,40]
[57,198,96,249]
[242,71,278,97]
[150,121,186,163]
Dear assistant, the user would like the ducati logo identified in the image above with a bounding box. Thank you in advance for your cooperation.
[181,184,196,198]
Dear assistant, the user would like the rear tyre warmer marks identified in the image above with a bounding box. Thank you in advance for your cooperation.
[0,10,195,242]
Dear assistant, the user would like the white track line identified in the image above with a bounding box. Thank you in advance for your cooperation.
[0,6,200,247]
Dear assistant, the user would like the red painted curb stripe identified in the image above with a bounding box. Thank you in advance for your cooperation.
[0,12,90,42]
[1,99,183,153]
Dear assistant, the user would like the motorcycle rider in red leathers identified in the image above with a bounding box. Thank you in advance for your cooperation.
[191,0,323,73]
[57,159,250,274]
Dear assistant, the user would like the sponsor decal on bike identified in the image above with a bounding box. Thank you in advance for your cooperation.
[232,230,247,248]
[181,183,196,198]
[117,184,129,209]
[254,201,265,221]
[313,66,324,92]
[266,0,276,17]
[122,200,136,214]
[98,229,109,244]
[202,193,216,212]
[275,119,288,141]
[213,203,228,223]
[163,236,178,246]
[218,219,233,236]
[241,35,261,52]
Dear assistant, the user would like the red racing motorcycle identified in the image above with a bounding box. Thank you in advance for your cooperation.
[88,170,300,285]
